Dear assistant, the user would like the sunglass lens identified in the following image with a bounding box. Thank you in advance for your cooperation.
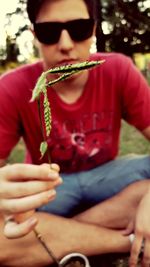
[34,19,94,45]
[67,19,94,42]
[34,22,61,45]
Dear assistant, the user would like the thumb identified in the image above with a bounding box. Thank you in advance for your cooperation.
[15,210,35,223]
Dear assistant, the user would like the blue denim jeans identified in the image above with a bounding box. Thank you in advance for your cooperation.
[38,155,150,217]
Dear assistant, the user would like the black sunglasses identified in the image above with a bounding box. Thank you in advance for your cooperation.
[33,18,94,45]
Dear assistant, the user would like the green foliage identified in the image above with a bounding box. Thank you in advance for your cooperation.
[32,60,103,158]
[48,61,105,73]
[31,72,47,101]
[40,141,48,159]
[43,90,52,137]
[97,0,150,55]
[2,0,150,62]
[32,60,104,101]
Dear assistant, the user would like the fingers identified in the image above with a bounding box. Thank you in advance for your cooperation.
[0,179,61,199]
[4,215,38,238]
[0,163,62,238]
[49,163,60,172]
[129,234,143,267]
[0,163,62,239]
[0,189,56,213]
[142,239,150,267]
[129,234,150,267]
[1,163,61,182]
[0,163,62,214]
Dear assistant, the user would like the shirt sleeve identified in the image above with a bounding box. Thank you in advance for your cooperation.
[119,55,150,131]
[0,79,22,159]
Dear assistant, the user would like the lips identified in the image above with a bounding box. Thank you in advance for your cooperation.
[56,59,78,67]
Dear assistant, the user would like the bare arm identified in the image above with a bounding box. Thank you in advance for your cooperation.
[128,126,150,266]
[142,125,150,140]
[129,190,150,267]
[0,163,131,266]
[0,211,131,267]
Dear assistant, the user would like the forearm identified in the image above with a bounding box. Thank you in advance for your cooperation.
[0,212,131,266]
[37,213,131,256]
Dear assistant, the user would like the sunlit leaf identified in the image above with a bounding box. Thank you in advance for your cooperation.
[40,141,48,158]
[46,60,105,74]
[31,72,47,101]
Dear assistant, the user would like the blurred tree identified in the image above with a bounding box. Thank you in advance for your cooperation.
[96,0,150,56]
[0,0,29,65]
[5,0,28,37]
[1,0,150,63]
[5,36,20,62]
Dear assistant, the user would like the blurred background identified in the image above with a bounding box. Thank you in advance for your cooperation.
[0,0,150,82]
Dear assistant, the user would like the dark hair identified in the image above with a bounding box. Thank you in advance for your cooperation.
[27,0,98,24]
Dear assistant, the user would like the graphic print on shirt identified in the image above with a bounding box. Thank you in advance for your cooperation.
[47,111,114,172]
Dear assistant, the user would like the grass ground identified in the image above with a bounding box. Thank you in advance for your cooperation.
[119,121,149,155]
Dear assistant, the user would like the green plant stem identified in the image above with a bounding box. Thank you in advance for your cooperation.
[37,98,51,164]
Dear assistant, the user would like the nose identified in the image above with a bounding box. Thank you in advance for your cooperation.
[57,29,74,51]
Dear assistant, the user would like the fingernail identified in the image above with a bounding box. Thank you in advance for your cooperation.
[48,172,59,179]
[28,217,37,226]
[58,177,63,183]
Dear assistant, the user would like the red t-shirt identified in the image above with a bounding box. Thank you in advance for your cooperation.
[0,53,150,172]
